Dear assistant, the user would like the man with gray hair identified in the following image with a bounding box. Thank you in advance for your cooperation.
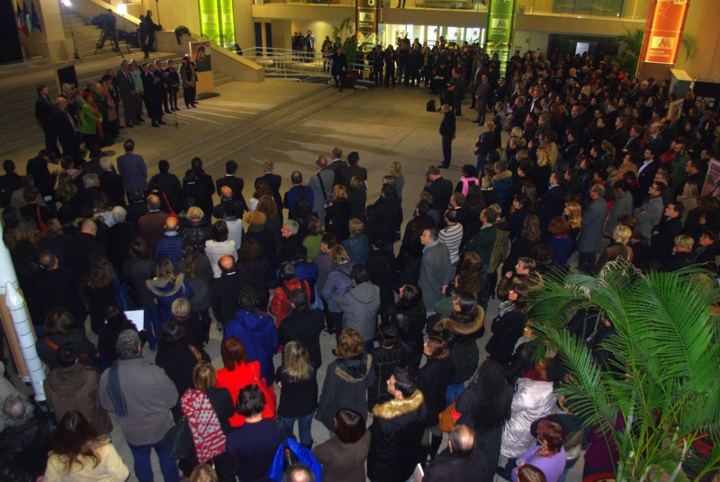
[283,170,314,219]
[308,155,335,223]
[423,424,488,481]
[99,157,126,207]
[0,393,56,481]
[578,183,608,273]
[100,330,180,482]
[107,205,136,271]
[279,219,302,266]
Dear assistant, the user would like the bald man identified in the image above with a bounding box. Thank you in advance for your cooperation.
[64,219,108,293]
[213,185,246,219]
[210,254,242,327]
[422,424,488,481]
[137,194,170,252]
[154,215,184,266]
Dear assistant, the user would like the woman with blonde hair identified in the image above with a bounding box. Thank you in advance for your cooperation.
[564,201,582,254]
[535,147,552,195]
[276,341,318,448]
[315,328,375,433]
[55,171,78,205]
[595,224,633,273]
[146,258,195,324]
[679,180,699,226]
[179,361,234,480]
[388,160,405,203]
[243,209,277,269]
[44,410,129,482]
[322,245,354,337]
[325,185,351,242]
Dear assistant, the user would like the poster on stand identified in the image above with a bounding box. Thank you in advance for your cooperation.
[189,41,214,95]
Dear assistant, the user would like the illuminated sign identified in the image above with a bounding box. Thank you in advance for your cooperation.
[486,0,516,73]
[198,0,235,48]
[356,0,378,46]
[639,0,690,65]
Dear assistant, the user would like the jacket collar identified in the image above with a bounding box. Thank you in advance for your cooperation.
[372,389,424,419]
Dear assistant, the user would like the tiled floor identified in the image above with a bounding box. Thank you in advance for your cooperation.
[3,66,586,480]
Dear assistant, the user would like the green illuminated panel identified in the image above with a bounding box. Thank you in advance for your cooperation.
[486,0,516,73]
[199,0,235,48]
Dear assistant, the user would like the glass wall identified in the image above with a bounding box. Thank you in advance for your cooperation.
[379,24,485,47]
[552,0,624,16]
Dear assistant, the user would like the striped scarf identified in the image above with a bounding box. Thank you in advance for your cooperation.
[181,389,226,463]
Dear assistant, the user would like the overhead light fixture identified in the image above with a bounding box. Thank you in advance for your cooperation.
[61,0,71,6]
[116,3,127,15]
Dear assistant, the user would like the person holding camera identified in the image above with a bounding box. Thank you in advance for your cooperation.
[97,9,119,52]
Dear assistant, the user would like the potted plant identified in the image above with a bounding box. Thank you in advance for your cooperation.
[527,262,720,481]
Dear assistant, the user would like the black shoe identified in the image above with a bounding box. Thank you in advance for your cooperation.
[440,164,449,169]
[165,109,171,114]
[136,119,145,123]
[158,120,167,125]
[472,119,481,123]
[152,123,159,127]
[118,125,125,129]
[191,104,197,108]
[126,124,134,128]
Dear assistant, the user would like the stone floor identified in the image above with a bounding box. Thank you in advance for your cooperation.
[3,70,586,481]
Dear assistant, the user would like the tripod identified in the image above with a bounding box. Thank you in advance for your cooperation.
[95,29,124,58]
[63,4,85,62]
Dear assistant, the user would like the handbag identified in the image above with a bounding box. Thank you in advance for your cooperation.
[438,401,462,433]
[163,414,193,459]
[112,274,136,312]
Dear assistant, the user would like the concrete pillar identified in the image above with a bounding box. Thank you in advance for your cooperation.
[39,0,70,60]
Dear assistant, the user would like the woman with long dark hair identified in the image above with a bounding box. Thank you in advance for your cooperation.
[431,291,484,405]
[416,336,454,461]
[179,54,197,109]
[44,410,129,481]
[205,220,237,279]
[123,237,160,348]
[455,359,513,481]
[487,280,529,365]
[313,408,371,482]
[81,253,119,334]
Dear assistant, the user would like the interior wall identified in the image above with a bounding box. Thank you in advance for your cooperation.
[674,0,720,80]
[234,0,255,50]
[514,30,549,54]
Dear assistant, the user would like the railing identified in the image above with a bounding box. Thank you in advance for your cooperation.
[252,0,648,19]
[243,47,376,81]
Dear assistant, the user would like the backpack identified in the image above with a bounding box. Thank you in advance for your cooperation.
[426,99,436,112]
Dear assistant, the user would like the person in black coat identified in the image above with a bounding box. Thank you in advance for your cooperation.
[98,159,126,208]
[210,256,242,326]
[35,84,61,158]
[422,424,489,482]
[439,104,457,168]
[368,184,403,249]
[216,160,247,210]
[26,150,57,205]
[367,366,427,482]
[366,237,399,320]
[331,47,348,91]
[179,170,213,222]
[663,234,697,272]
[650,202,684,268]
[416,336,454,460]
[277,289,325,370]
[367,323,408,411]
[53,97,82,165]
[236,237,272,311]
[486,281,527,365]
[36,251,87,325]
[387,283,425,371]
[255,160,283,220]
[63,219,107,280]
[97,305,147,367]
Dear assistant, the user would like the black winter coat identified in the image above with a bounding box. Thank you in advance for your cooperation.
[367,390,427,482]
[416,357,453,427]
[433,307,485,384]
[486,309,525,365]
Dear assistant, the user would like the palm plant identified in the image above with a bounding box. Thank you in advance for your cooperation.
[527,262,720,481]
[614,28,699,78]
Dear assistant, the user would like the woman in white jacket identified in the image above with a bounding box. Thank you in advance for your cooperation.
[498,357,566,480]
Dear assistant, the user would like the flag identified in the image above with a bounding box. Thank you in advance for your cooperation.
[31,2,42,32]
[24,1,33,35]
[16,1,28,36]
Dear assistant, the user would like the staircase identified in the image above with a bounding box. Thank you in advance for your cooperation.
[61,11,136,62]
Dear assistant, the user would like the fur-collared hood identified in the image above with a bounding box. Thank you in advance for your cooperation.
[372,389,425,419]
[493,170,513,182]
[334,354,373,383]
[146,273,185,297]
[432,306,485,335]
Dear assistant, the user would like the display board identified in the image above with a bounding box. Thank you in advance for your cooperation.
[486,0,516,74]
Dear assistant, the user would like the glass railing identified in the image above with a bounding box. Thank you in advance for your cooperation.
[253,0,649,20]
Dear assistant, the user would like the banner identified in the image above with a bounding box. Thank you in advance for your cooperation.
[639,0,690,65]
[356,0,377,48]
[486,0,516,74]
[189,41,214,95]
[702,158,720,197]
[198,0,235,48]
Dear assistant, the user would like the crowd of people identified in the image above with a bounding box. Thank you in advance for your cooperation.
[3,43,719,482]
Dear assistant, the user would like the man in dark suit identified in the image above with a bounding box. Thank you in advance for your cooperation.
[37,251,88,326]
[637,148,659,196]
[255,159,283,219]
[149,160,181,210]
[650,201,684,269]
[35,84,61,158]
[213,186,245,220]
[63,219,107,279]
[611,117,629,157]
[277,288,325,369]
[116,60,137,128]
[622,124,644,156]
[99,158,126,207]
[216,160,246,209]
[125,189,149,227]
[327,146,347,186]
[537,171,565,238]
[26,149,57,210]
[424,165,454,226]
[341,151,367,189]
[53,97,82,165]
[117,139,148,198]
[439,104,456,169]
[210,255,242,327]
[142,62,165,127]
[179,169,213,220]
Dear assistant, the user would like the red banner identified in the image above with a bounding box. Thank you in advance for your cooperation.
[639,0,690,65]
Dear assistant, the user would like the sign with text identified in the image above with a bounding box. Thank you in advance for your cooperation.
[486,0,516,73]
[639,0,690,65]
[356,0,378,47]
